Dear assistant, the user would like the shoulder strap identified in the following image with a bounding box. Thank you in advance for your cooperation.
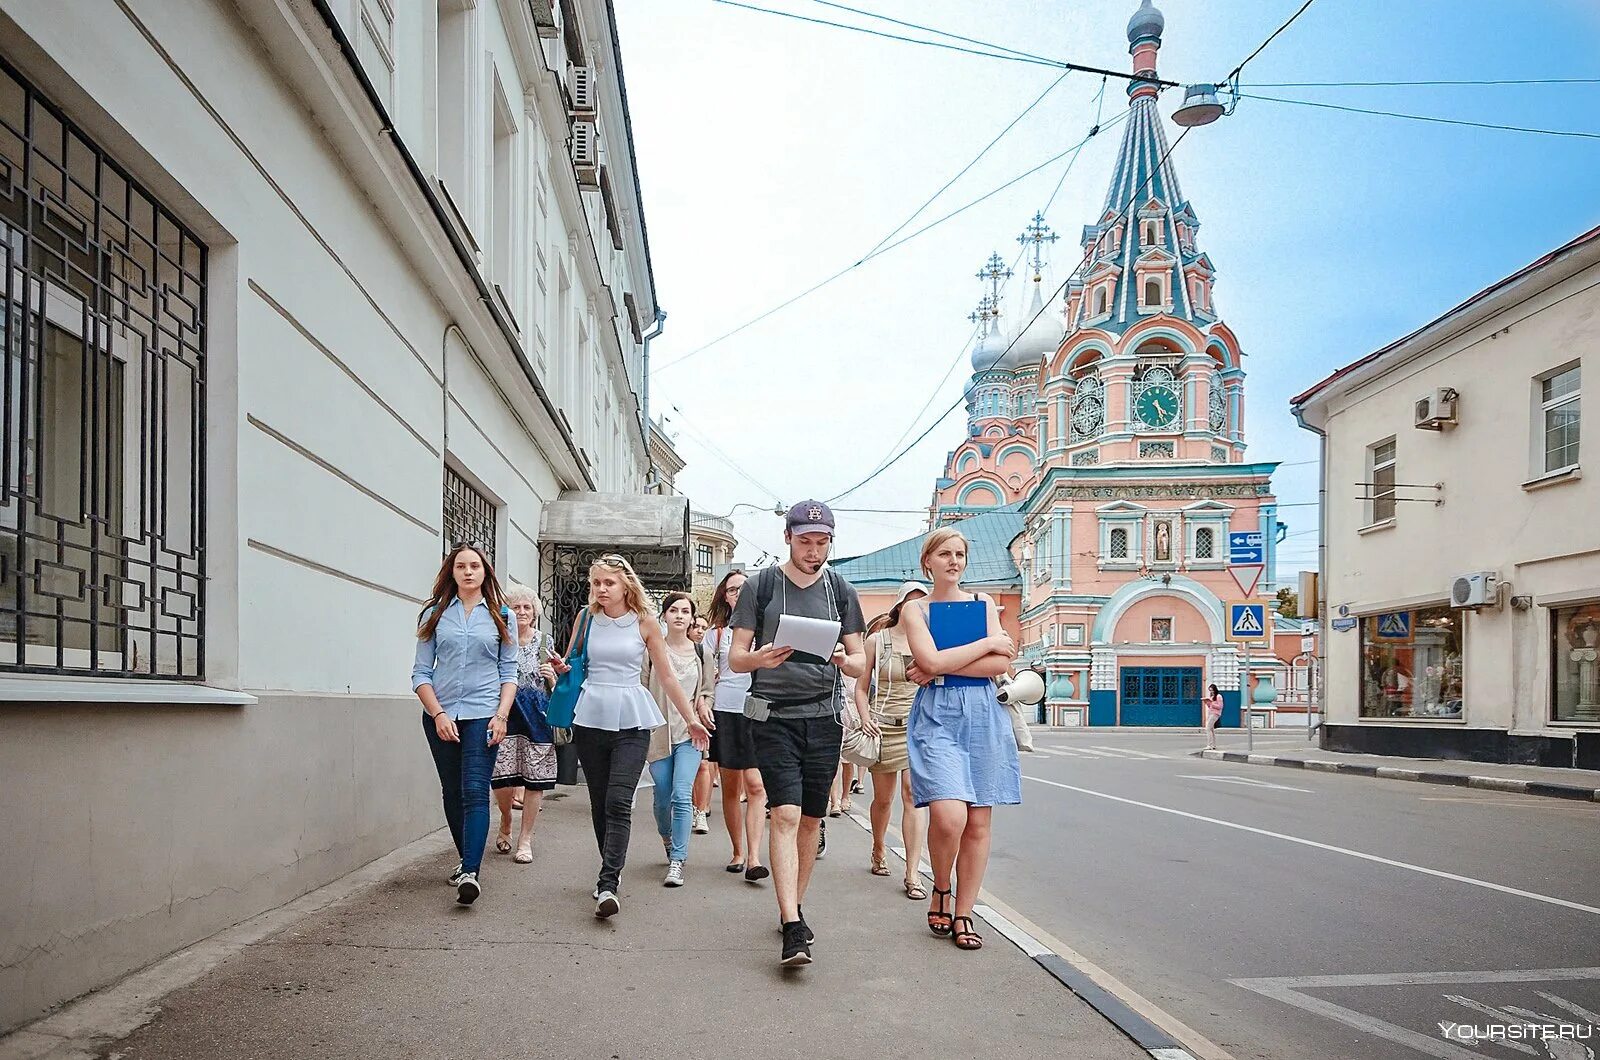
[753,566,779,646]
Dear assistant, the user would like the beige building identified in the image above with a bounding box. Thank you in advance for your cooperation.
[689,510,739,609]
[1292,226,1598,769]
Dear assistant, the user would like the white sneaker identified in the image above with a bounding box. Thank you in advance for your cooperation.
[455,872,480,905]
[595,890,620,918]
[447,863,466,886]
[816,820,828,861]
[692,810,710,835]
[664,860,686,887]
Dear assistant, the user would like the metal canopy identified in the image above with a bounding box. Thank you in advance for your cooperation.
[540,492,689,549]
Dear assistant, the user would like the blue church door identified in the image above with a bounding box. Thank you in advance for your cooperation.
[1119,667,1203,726]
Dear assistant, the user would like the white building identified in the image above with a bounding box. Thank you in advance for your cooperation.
[1292,226,1598,769]
[0,0,663,1030]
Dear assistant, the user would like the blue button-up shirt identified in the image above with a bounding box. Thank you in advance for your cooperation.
[411,599,518,720]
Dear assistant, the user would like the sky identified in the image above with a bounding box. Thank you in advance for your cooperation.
[615,0,1600,579]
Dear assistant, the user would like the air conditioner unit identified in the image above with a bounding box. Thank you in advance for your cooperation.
[568,64,596,117]
[1450,571,1498,609]
[1413,387,1458,431]
[570,121,599,185]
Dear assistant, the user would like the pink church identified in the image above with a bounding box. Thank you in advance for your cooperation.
[840,0,1311,727]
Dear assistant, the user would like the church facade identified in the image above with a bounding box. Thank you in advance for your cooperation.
[841,0,1309,727]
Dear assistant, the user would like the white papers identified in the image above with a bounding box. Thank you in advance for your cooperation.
[773,613,841,661]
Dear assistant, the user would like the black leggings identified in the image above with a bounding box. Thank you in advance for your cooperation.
[572,725,650,894]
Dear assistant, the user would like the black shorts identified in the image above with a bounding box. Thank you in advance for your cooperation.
[752,713,843,819]
[708,709,759,771]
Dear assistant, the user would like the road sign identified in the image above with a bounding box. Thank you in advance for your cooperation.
[1375,611,1413,641]
[1226,600,1270,644]
[1331,616,1357,632]
[1227,564,1263,597]
[1229,531,1265,565]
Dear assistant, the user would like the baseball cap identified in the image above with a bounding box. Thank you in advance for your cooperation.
[892,581,929,608]
[785,499,836,538]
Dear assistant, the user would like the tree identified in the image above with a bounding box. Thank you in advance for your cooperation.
[1275,587,1299,618]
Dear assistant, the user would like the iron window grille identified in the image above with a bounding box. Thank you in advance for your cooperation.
[0,59,206,678]
[443,465,496,567]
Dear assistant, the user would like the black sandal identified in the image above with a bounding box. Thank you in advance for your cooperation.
[951,915,984,950]
[927,887,954,937]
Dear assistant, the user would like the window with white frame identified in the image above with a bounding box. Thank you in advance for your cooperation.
[1195,526,1216,560]
[435,0,473,221]
[1109,527,1128,560]
[489,80,517,301]
[1538,363,1580,474]
[1143,278,1161,307]
[1367,438,1396,524]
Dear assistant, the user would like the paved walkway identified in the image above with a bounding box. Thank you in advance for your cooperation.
[40,783,1147,1060]
[1197,744,1600,800]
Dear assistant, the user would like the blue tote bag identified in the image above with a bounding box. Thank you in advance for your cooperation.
[546,611,592,729]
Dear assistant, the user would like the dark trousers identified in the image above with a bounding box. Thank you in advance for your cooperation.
[572,725,651,893]
[422,714,495,874]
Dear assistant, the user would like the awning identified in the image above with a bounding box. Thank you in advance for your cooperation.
[540,491,689,549]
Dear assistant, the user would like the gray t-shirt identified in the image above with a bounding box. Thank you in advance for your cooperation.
[729,565,866,718]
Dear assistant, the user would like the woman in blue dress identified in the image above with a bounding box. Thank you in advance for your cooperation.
[901,527,1020,951]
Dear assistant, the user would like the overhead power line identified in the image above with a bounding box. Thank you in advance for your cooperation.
[652,90,1130,374]
[713,0,1177,88]
[1224,0,1317,84]
[809,0,1063,68]
[1249,77,1600,88]
[1240,92,1600,140]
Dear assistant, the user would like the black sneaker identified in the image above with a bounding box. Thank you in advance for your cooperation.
[816,820,827,861]
[780,921,813,967]
[778,906,815,945]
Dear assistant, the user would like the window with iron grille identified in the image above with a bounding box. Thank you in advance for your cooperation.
[443,465,496,566]
[0,60,206,678]
[1109,527,1128,559]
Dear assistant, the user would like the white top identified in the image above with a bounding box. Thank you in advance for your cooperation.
[702,626,752,713]
[573,611,666,732]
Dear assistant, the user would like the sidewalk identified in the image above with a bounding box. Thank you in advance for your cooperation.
[14,783,1150,1060]
[1196,744,1600,801]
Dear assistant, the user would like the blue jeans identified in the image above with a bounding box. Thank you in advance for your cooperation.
[649,740,703,862]
[422,714,496,874]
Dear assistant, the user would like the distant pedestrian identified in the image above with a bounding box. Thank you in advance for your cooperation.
[902,528,1020,952]
[553,555,708,918]
[701,570,770,881]
[645,592,716,887]
[411,544,518,906]
[1202,683,1224,750]
[492,583,557,863]
[689,616,709,642]
[730,501,867,967]
[856,581,930,901]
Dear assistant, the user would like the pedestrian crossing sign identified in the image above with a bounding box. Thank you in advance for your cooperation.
[1226,601,1271,644]
[1374,611,1413,641]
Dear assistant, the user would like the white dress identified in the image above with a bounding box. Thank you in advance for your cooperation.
[701,626,752,713]
[573,611,666,731]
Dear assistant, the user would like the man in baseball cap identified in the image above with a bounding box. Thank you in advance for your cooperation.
[729,499,866,967]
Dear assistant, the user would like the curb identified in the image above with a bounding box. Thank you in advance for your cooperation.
[1194,749,1600,802]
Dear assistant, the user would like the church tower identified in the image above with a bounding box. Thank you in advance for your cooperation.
[1018,0,1283,728]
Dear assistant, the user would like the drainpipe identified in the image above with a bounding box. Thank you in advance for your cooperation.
[1293,403,1328,746]
[641,308,666,490]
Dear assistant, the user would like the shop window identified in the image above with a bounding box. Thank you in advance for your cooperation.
[1538,363,1580,474]
[1366,438,1396,524]
[1552,602,1600,723]
[1359,606,1463,719]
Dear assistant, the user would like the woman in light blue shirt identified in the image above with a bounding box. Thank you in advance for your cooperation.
[412,544,518,906]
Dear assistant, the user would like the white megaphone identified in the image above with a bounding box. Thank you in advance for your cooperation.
[996,668,1045,707]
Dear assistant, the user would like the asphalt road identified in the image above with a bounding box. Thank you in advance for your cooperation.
[987,730,1600,1060]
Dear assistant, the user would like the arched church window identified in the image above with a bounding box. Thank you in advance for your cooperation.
[1109,527,1129,559]
[1093,288,1107,316]
[1071,373,1105,442]
[1144,279,1161,307]
[1195,527,1215,559]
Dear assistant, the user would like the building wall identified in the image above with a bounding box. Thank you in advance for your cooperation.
[0,0,655,1030]
[1313,243,1599,754]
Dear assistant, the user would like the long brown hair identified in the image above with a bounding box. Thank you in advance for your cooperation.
[416,544,512,644]
[866,591,923,636]
[707,569,747,628]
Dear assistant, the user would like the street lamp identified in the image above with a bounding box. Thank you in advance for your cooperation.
[1172,82,1228,127]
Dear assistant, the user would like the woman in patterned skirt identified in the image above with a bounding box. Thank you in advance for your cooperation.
[903,528,1020,951]
[492,582,558,863]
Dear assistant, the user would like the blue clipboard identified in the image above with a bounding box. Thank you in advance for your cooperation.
[928,600,989,687]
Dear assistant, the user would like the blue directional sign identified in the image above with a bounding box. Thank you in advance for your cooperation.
[1228,531,1265,565]
[1226,601,1270,644]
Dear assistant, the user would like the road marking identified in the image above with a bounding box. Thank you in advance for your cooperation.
[1229,968,1600,1060]
[1072,747,1128,758]
[1024,774,1600,917]
[1176,774,1313,793]
[1092,746,1171,759]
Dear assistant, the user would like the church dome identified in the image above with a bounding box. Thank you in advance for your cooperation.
[1127,0,1164,43]
[969,323,1009,373]
[998,284,1065,371]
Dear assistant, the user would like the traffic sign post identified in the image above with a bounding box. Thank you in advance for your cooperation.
[1226,601,1272,751]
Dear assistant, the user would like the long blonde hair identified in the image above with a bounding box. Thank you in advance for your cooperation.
[919,527,969,579]
[589,554,653,619]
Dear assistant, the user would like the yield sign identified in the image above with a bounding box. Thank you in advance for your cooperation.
[1228,564,1263,597]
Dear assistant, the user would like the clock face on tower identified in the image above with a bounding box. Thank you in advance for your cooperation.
[1135,384,1180,431]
